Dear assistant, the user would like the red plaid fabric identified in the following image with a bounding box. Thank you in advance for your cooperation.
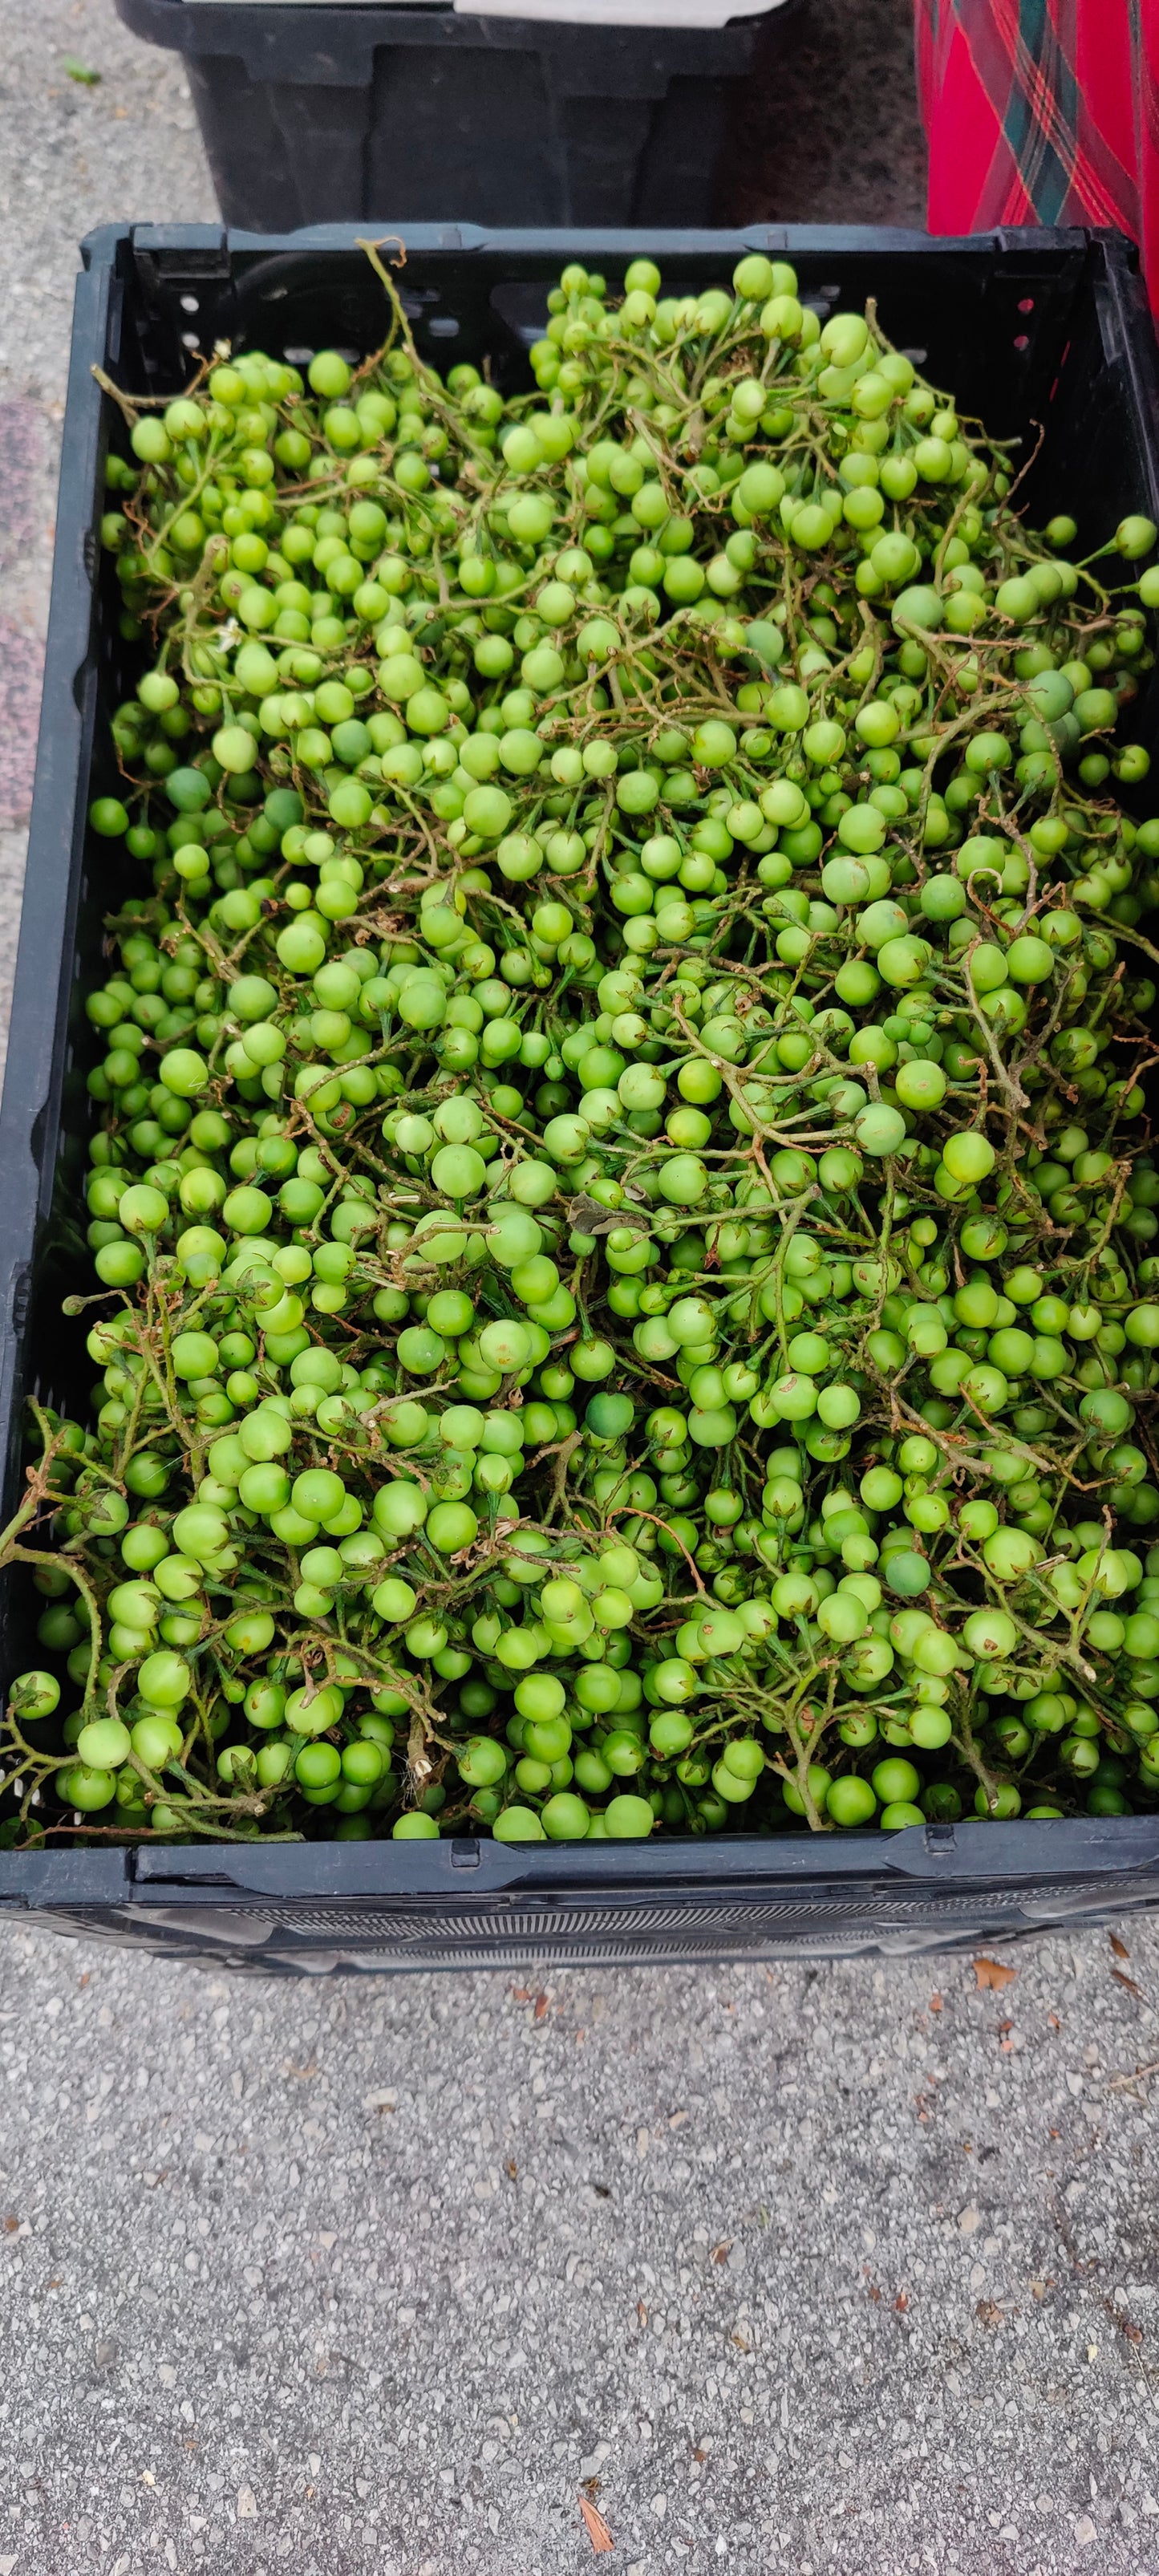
[914,0,1159,312]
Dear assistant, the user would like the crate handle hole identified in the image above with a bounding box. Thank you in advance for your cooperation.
[428,316,460,339]
[489,281,551,351]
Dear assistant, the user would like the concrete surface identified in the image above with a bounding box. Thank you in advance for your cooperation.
[6,11,1157,2576]
[727,0,927,230]
[3,1921,1159,2574]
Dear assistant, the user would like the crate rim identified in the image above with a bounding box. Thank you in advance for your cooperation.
[1,1815,1158,1915]
[3,219,1159,1938]
[83,215,1130,258]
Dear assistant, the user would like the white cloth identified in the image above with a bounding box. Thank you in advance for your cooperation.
[184,0,785,21]
[455,0,784,22]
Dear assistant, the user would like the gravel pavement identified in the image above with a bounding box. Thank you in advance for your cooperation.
[3,1921,1159,2575]
[2,10,1157,2575]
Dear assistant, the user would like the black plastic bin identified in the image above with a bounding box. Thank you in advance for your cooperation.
[113,0,796,230]
[5,220,1159,1980]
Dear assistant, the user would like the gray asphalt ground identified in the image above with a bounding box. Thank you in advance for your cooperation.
[2,8,1159,2574]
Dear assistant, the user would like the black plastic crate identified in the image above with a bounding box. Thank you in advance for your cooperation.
[5,220,1159,1978]
[113,0,797,231]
